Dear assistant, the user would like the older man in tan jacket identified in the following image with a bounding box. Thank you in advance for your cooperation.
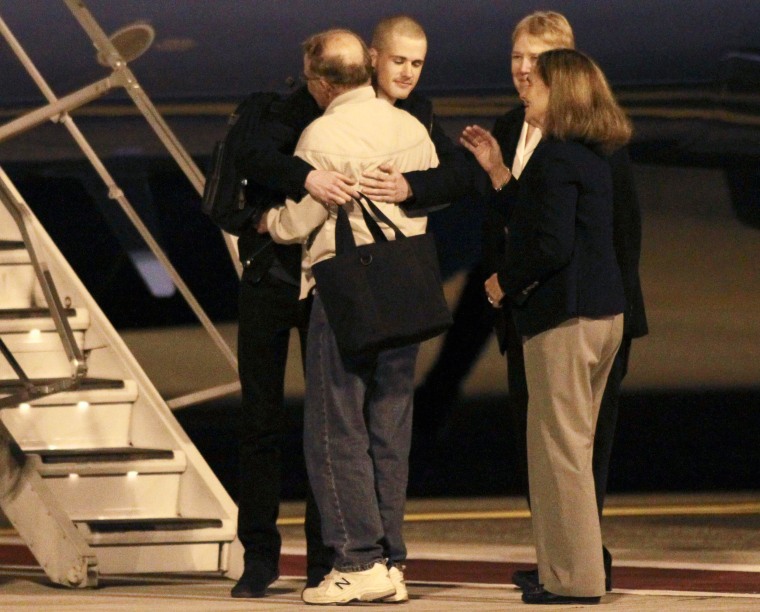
[260,28,438,605]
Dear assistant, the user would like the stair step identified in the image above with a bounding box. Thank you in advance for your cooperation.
[0,330,85,379]
[0,377,124,389]
[0,378,138,414]
[42,471,183,515]
[0,307,89,333]
[0,377,131,406]
[0,256,35,308]
[29,447,186,477]
[34,447,174,464]
[74,516,235,549]
[0,307,75,319]
[0,246,30,264]
[25,378,137,405]
[3,399,134,448]
[82,542,230,574]
[79,517,224,534]
[0,240,25,250]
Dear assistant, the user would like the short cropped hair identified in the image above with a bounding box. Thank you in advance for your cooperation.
[512,11,575,50]
[537,49,631,153]
[302,29,372,86]
[371,14,426,51]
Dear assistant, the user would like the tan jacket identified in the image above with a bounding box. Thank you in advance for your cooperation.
[265,85,439,298]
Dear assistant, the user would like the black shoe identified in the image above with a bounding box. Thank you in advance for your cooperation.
[516,546,611,594]
[603,546,612,591]
[522,585,600,605]
[512,568,539,591]
[231,565,279,598]
[514,551,611,593]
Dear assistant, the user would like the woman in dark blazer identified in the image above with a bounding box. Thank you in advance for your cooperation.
[476,11,647,596]
[461,49,632,605]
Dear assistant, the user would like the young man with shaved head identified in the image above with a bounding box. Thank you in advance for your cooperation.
[362,15,473,211]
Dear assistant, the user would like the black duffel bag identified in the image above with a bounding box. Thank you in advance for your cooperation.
[311,194,452,355]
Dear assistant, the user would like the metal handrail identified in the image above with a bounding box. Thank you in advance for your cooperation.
[0,3,241,406]
[0,75,120,143]
[0,336,38,408]
[0,178,86,407]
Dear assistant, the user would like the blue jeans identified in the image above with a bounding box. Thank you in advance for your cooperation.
[304,293,418,572]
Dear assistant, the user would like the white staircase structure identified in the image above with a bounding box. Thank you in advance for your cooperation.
[0,1,242,587]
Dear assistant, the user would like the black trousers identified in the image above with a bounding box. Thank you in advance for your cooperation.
[414,264,496,430]
[505,310,631,518]
[236,272,331,574]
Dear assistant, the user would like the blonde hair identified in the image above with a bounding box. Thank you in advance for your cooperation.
[371,14,426,51]
[512,11,574,49]
[302,29,372,86]
[537,49,631,153]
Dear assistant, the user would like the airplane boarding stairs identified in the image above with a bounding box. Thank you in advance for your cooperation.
[0,170,240,587]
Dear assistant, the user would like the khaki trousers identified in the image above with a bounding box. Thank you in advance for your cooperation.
[524,314,623,597]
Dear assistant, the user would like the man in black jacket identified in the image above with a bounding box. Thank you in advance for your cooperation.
[230,15,472,600]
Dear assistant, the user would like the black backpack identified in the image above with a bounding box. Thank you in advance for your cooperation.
[202,91,283,235]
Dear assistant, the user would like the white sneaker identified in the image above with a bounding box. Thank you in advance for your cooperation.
[385,565,409,602]
[301,562,396,605]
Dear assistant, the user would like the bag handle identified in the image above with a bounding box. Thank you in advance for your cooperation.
[357,193,406,240]
[334,192,407,255]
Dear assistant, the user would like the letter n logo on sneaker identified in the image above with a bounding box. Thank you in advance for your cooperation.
[334,576,351,590]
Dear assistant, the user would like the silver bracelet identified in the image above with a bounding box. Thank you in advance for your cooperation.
[494,173,511,192]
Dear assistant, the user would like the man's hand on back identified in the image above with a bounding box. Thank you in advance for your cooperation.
[360,163,411,203]
[305,169,358,206]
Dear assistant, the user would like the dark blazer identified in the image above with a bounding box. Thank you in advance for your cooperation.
[397,92,475,214]
[488,106,648,341]
[608,147,648,338]
[233,86,321,283]
[235,86,320,203]
[493,138,626,337]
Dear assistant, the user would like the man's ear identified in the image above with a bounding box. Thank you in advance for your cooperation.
[369,47,378,69]
[322,80,337,103]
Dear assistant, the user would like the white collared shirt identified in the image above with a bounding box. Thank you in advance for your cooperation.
[511,122,542,179]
